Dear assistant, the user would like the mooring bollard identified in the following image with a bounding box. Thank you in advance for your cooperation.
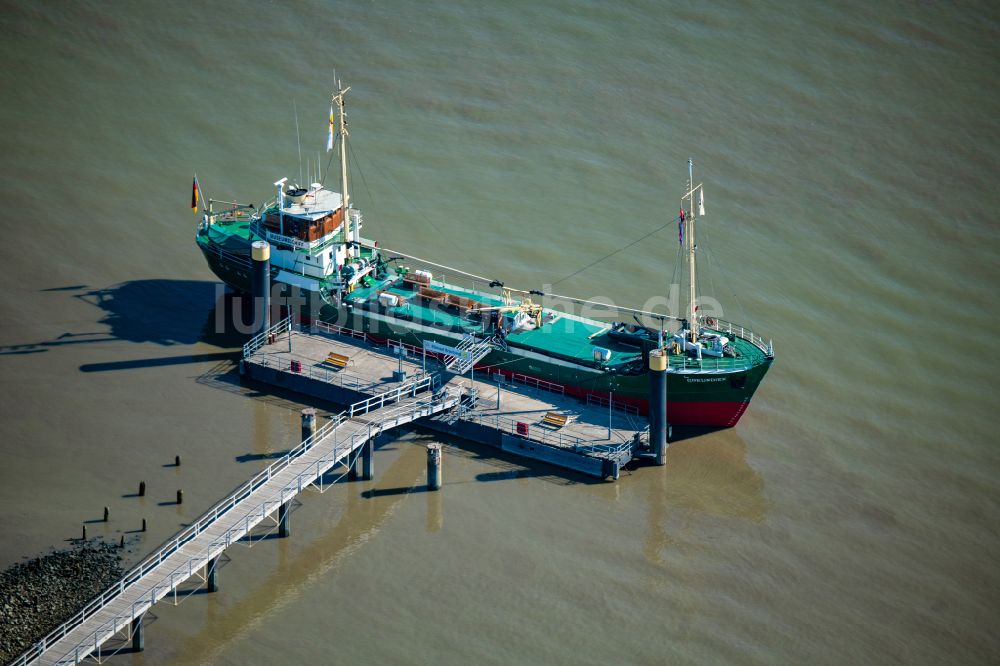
[176,489,183,505]
[427,443,442,491]
[139,481,146,497]
[103,506,109,522]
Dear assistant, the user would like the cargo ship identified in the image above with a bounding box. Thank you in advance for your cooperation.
[195,84,773,426]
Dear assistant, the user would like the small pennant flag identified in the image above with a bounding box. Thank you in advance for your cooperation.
[327,105,335,152]
[678,207,685,246]
[698,187,705,216]
[191,176,200,213]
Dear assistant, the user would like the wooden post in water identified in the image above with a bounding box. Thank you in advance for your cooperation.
[427,443,442,491]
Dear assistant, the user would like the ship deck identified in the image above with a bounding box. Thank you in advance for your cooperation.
[205,218,768,373]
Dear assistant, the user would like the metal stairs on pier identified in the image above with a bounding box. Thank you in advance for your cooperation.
[443,334,493,374]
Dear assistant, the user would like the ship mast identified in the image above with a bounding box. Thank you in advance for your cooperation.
[333,82,353,259]
[686,159,697,343]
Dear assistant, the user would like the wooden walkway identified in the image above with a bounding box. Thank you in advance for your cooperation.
[24,377,458,666]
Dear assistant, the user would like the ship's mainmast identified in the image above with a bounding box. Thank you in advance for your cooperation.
[333,82,354,259]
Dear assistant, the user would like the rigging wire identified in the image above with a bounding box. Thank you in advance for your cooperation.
[550,214,683,287]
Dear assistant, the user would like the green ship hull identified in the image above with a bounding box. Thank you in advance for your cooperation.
[198,236,773,426]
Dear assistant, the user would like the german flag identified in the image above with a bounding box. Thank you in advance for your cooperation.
[191,176,200,213]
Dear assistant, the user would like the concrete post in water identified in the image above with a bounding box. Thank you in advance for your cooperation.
[278,503,290,538]
[251,240,271,337]
[103,506,109,522]
[176,489,183,505]
[648,349,668,466]
[175,455,181,467]
[361,434,374,481]
[348,451,359,481]
[81,525,86,541]
[142,518,146,532]
[427,443,442,491]
[131,614,144,652]
[207,556,219,592]
[301,408,316,443]
[139,481,145,497]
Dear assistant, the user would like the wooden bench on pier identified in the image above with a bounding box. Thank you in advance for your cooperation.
[324,352,352,370]
[541,411,568,429]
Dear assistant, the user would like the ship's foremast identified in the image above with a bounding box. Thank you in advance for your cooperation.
[682,159,706,343]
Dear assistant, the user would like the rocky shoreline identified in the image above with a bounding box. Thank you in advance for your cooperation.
[0,541,123,664]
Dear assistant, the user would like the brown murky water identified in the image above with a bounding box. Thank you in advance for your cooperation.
[1,1,998,663]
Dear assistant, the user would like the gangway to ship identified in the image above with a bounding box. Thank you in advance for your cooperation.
[443,334,493,375]
[14,375,459,666]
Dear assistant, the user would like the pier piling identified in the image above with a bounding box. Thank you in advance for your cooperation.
[278,503,290,538]
[427,443,442,491]
[81,525,86,541]
[131,615,144,652]
[206,556,219,592]
[176,489,183,505]
[175,455,181,467]
[648,350,668,466]
[139,481,145,497]
[301,408,316,443]
[141,518,146,532]
[251,241,271,337]
[361,436,374,481]
[103,506,109,522]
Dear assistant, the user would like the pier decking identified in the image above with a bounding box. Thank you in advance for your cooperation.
[244,319,648,477]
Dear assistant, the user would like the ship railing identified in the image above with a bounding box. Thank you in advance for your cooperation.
[667,355,755,372]
[585,393,640,416]
[242,315,293,359]
[701,316,772,356]
[199,237,254,270]
[16,378,453,666]
[459,411,632,460]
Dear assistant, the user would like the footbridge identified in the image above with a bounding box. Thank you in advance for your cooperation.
[14,374,459,666]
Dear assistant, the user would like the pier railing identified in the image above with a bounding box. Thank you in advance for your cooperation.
[585,393,640,416]
[15,375,449,666]
[242,315,293,359]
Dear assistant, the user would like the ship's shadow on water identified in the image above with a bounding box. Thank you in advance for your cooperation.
[0,279,251,359]
[74,279,243,348]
